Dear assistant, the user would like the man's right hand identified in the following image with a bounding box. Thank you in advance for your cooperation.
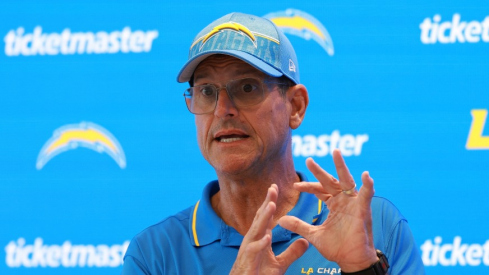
[229,184,309,275]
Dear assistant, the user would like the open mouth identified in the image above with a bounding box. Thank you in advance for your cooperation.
[216,134,249,143]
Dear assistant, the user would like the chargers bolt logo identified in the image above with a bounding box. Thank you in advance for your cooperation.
[36,122,126,169]
[264,9,334,56]
[192,22,257,50]
[466,109,489,150]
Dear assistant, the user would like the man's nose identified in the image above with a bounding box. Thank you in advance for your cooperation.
[214,88,238,117]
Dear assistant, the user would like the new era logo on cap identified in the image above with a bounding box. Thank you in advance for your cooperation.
[289,59,296,72]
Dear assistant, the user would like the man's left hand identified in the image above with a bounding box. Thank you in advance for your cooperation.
[279,149,379,272]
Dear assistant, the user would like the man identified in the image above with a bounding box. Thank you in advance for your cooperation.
[122,12,424,274]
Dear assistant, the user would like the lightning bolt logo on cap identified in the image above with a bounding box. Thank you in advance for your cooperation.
[192,21,258,50]
[264,9,334,56]
[178,12,299,84]
[36,122,126,170]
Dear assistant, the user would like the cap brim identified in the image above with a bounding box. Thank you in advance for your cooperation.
[177,50,283,83]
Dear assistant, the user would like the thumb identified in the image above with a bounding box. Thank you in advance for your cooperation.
[279,215,314,239]
[358,171,375,204]
[276,238,309,268]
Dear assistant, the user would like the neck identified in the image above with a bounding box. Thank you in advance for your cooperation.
[211,159,300,236]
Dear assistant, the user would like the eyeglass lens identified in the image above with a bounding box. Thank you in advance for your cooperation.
[184,78,264,114]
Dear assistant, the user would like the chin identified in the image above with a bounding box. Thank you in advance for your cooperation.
[211,155,258,177]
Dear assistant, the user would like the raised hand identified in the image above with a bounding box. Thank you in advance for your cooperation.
[230,184,309,275]
[279,149,378,272]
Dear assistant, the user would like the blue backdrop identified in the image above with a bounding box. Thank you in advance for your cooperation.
[1,1,488,274]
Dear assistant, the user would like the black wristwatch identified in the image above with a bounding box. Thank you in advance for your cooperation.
[341,250,389,275]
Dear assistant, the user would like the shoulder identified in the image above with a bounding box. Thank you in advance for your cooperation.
[122,206,197,274]
[371,196,406,224]
[135,206,193,245]
[370,198,425,273]
[124,206,194,260]
[370,196,409,249]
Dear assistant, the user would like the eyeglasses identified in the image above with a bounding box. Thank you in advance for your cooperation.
[183,77,289,115]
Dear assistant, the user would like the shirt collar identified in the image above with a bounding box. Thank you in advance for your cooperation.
[189,172,326,247]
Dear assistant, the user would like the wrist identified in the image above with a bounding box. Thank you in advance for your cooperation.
[341,250,389,275]
[340,257,379,273]
[339,250,378,273]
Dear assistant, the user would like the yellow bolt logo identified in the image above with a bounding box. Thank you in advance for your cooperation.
[466,109,489,150]
[189,21,258,50]
[202,22,256,46]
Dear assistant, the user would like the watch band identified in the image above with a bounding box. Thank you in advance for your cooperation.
[341,250,389,275]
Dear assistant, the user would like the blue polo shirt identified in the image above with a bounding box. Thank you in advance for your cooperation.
[122,173,424,274]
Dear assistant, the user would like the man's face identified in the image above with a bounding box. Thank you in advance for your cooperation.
[192,55,293,176]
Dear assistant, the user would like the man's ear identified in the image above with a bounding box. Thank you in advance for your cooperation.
[287,84,309,129]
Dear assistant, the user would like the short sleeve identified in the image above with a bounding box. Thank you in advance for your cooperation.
[385,220,425,274]
[121,239,150,275]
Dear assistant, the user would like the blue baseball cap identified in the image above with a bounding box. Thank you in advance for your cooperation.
[177,12,300,84]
